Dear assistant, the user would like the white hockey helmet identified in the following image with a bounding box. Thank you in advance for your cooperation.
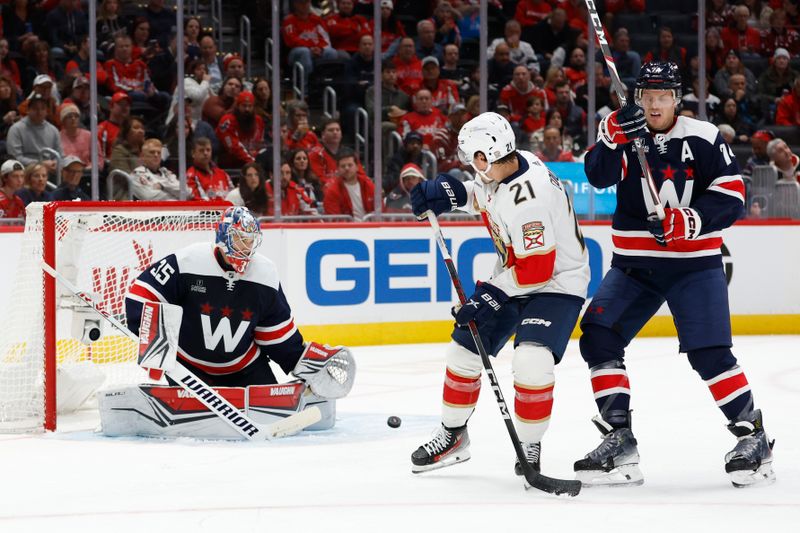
[457,112,516,180]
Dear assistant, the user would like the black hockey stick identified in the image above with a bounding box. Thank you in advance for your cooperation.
[584,0,665,222]
[425,211,581,497]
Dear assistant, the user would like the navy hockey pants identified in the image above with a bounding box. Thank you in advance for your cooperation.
[452,292,584,362]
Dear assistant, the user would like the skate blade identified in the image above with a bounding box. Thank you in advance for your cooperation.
[731,463,776,488]
[411,451,471,474]
[575,464,644,487]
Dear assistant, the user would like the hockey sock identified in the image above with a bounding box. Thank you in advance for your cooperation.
[590,360,631,428]
[442,367,481,428]
[513,343,555,442]
[705,365,753,421]
[687,347,754,421]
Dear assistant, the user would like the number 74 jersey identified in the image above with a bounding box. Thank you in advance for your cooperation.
[462,150,590,299]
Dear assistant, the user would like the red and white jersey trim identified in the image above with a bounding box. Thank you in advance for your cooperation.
[177,342,260,375]
[254,317,298,346]
[707,175,745,204]
[612,229,723,258]
[126,279,167,304]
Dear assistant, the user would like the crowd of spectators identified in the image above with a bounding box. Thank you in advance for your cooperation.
[0,0,797,222]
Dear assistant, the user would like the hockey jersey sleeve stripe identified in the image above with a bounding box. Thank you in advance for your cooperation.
[255,316,294,333]
[512,248,556,286]
[612,233,723,253]
[177,342,260,375]
[707,175,745,204]
[127,280,166,303]
[255,321,298,345]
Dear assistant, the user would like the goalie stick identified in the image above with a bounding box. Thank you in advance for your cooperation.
[425,211,582,497]
[584,0,665,222]
[40,261,321,440]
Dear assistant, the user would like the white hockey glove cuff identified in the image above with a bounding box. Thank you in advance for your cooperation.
[292,342,356,399]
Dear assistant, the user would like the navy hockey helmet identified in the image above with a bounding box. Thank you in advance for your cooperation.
[634,61,682,104]
[215,206,262,274]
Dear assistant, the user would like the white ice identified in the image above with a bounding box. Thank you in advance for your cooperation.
[1,335,798,533]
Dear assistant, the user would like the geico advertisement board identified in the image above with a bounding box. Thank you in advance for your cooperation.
[0,223,796,344]
[269,223,799,333]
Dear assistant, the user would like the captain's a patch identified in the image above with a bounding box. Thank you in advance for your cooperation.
[522,221,545,250]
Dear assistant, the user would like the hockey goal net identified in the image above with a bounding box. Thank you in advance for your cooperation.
[0,201,229,432]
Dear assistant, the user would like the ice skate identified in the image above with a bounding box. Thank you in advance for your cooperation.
[514,441,541,476]
[574,415,643,487]
[725,409,775,488]
[411,424,470,473]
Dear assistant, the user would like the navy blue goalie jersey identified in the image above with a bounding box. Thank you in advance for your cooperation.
[585,116,745,271]
[125,242,304,377]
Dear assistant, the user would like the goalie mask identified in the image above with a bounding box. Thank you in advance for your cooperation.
[457,112,515,183]
[215,206,262,274]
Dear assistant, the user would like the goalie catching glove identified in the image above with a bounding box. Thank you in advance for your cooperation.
[599,103,647,149]
[292,342,356,399]
[648,207,703,247]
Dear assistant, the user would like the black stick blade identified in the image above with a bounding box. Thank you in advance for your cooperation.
[524,466,582,497]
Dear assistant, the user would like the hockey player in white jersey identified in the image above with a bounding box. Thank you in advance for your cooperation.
[408,112,590,476]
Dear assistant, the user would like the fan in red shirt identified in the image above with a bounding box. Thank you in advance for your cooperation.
[282,0,340,83]
[325,0,370,54]
[399,89,447,148]
[105,34,149,93]
[285,100,320,152]
[98,92,131,161]
[535,126,575,162]
[564,47,587,91]
[308,117,368,185]
[266,162,318,216]
[515,0,552,28]
[500,65,548,121]
[721,5,762,55]
[521,95,546,134]
[322,149,377,219]
[186,137,234,200]
[374,0,407,53]
[216,91,267,168]
[0,159,25,219]
[775,77,800,126]
[420,56,461,114]
[393,37,423,96]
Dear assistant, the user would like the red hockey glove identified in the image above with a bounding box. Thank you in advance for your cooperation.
[648,207,703,247]
[599,103,647,148]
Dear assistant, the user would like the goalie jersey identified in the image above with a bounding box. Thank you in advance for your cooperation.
[125,242,305,378]
[585,116,745,271]
[462,150,590,299]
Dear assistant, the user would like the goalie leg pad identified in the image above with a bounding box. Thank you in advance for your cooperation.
[99,385,249,440]
[512,343,555,443]
[293,342,356,399]
[248,381,336,431]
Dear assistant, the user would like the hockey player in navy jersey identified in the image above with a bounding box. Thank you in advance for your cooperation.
[575,61,774,488]
[408,112,590,477]
[125,206,354,398]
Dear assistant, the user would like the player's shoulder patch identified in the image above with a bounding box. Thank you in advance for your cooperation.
[522,221,545,250]
[241,253,281,290]
[670,116,720,145]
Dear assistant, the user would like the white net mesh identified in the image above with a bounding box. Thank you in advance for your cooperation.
[0,202,227,432]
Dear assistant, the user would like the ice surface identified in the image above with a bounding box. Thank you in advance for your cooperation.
[1,336,798,532]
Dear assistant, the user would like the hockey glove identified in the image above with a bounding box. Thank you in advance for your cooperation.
[599,103,647,148]
[648,207,703,248]
[410,173,467,218]
[452,281,509,327]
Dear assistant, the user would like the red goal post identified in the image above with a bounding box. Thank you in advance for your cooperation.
[0,201,230,432]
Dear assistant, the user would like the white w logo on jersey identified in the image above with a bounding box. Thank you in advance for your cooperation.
[200,315,251,351]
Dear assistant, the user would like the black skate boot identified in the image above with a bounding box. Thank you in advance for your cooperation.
[574,411,643,487]
[725,409,775,488]
[514,442,541,476]
[411,424,470,473]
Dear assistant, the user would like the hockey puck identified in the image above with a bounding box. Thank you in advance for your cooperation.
[387,416,402,428]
